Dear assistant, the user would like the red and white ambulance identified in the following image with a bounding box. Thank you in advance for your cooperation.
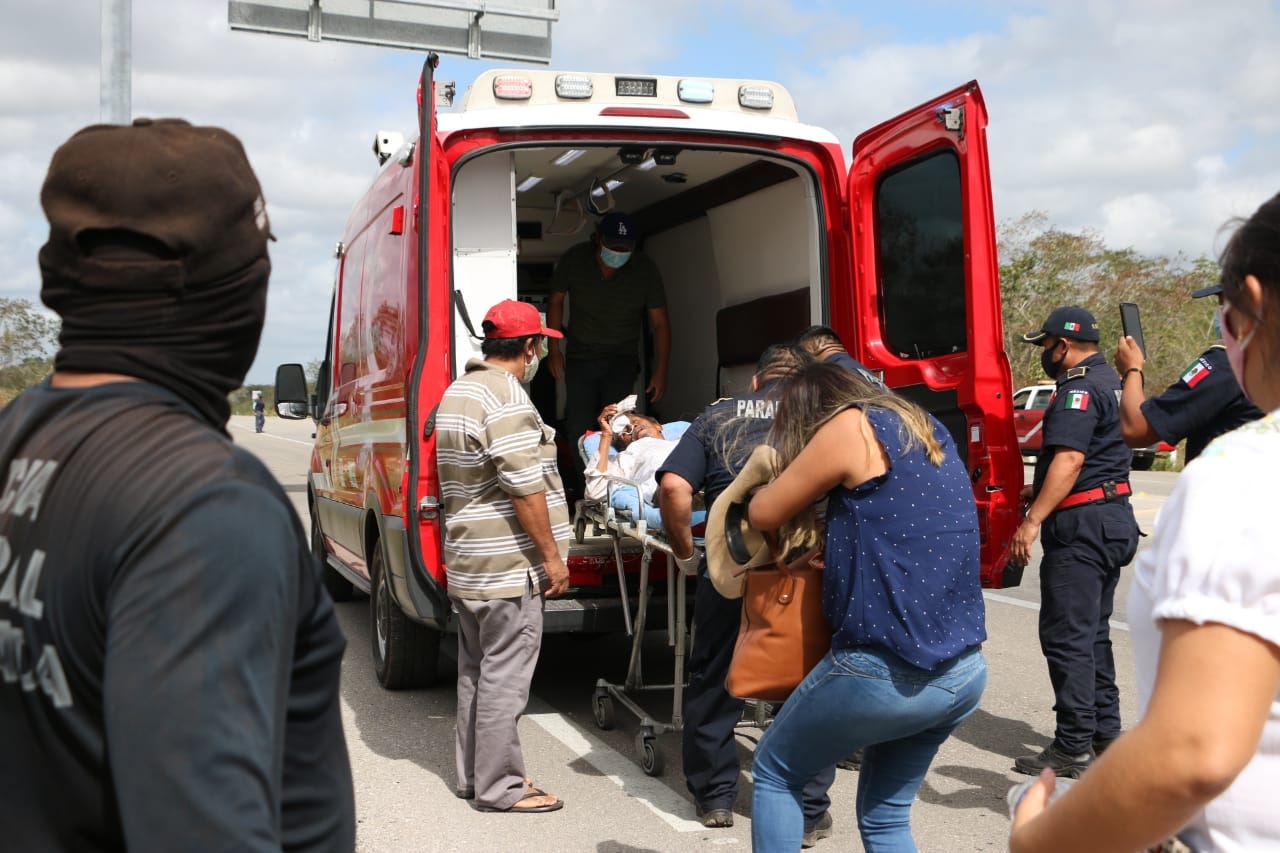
[276,56,1024,688]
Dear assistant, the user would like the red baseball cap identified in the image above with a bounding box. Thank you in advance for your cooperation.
[482,299,563,339]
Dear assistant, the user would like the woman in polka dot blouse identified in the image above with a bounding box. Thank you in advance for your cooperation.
[746,360,988,853]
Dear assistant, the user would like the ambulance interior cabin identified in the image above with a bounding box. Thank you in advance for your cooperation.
[450,140,826,428]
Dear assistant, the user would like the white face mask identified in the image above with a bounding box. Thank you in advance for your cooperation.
[1219,300,1258,399]
[522,352,540,384]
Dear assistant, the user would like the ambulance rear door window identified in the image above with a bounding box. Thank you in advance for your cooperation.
[875,150,967,359]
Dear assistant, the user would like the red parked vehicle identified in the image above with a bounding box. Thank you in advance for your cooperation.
[275,59,1025,689]
[1013,383,1173,469]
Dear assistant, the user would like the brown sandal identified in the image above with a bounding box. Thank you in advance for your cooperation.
[474,790,564,813]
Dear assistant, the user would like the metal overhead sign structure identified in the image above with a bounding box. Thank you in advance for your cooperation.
[227,0,558,63]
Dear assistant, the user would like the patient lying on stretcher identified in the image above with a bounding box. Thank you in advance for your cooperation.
[583,405,691,530]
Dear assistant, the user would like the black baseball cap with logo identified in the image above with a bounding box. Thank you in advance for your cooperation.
[1021,306,1101,344]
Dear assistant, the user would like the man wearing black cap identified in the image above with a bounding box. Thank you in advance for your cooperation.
[0,119,354,851]
[546,212,671,473]
[1011,305,1140,779]
[1114,284,1263,463]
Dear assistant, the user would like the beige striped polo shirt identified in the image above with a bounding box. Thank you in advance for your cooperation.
[436,358,571,600]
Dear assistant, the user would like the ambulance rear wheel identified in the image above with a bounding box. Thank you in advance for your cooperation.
[313,506,353,602]
[370,546,440,689]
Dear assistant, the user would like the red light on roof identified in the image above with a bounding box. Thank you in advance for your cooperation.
[599,107,690,119]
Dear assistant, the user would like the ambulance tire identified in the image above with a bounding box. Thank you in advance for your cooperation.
[370,546,441,689]
[313,506,354,602]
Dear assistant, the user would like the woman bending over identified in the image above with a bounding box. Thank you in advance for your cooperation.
[747,361,987,853]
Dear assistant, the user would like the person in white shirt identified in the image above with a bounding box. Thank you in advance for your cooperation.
[1010,191,1280,853]
[584,406,678,513]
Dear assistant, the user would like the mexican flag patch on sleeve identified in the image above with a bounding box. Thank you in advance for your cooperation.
[1065,389,1089,410]
[1181,357,1211,388]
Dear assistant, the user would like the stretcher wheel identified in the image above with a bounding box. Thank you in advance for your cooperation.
[593,694,616,730]
[636,731,664,776]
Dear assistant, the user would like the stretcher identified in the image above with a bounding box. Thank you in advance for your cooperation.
[573,430,768,777]
[573,430,691,775]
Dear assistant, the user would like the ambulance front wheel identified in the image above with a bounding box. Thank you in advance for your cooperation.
[370,546,441,689]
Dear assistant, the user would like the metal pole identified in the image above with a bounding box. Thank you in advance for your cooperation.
[100,0,131,124]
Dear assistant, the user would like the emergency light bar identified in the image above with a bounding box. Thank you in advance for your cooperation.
[452,69,799,120]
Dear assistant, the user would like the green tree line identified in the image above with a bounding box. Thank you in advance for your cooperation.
[1001,211,1219,393]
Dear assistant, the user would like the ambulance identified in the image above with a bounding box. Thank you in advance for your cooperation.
[275,56,1024,689]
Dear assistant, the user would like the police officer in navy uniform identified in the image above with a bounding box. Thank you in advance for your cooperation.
[657,344,836,844]
[1010,306,1140,779]
[1114,283,1263,462]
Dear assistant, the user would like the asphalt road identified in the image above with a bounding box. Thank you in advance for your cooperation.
[230,415,1177,853]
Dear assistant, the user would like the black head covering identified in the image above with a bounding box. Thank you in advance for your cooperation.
[38,118,273,429]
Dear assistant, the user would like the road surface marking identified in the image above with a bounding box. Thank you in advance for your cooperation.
[526,702,706,832]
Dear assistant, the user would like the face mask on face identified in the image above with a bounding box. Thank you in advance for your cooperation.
[522,351,540,384]
[599,246,632,269]
[1041,339,1067,379]
[1220,301,1258,398]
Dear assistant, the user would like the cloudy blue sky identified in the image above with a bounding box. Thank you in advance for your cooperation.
[3,0,1278,383]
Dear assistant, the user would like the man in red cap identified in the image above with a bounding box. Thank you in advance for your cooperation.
[436,298,571,813]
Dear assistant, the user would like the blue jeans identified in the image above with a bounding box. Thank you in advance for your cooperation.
[751,646,987,853]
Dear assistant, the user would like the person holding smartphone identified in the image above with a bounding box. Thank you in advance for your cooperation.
[1114,290,1262,463]
[1011,306,1140,779]
[1010,191,1280,853]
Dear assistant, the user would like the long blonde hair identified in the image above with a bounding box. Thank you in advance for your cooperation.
[765,361,945,553]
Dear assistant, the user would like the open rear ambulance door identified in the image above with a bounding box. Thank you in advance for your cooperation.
[401,53,454,627]
[845,81,1022,588]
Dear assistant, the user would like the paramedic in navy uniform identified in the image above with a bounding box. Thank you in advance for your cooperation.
[1011,306,1140,779]
[657,344,836,845]
[1114,283,1263,462]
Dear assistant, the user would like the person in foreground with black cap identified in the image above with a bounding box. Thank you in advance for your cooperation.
[546,212,671,500]
[0,119,354,851]
[1113,284,1262,464]
[435,299,570,814]
[1010,306,1140,779]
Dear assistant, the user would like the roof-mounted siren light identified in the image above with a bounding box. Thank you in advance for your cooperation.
[374,131,406,166]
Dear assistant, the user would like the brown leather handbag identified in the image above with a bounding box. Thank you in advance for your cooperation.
[725,543,832,702]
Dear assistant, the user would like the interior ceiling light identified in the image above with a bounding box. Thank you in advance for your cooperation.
[516,175,543,193]
[553,149,586,166]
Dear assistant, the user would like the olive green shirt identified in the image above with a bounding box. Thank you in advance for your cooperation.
[550,241,666,360]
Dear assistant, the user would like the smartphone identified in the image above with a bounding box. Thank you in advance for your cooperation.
[1120,302,1146,357]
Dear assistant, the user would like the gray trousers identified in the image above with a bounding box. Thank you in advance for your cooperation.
[451,577,544,810]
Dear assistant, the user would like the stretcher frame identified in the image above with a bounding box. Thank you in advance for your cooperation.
[574,437,770,777]
[573,462,688,777]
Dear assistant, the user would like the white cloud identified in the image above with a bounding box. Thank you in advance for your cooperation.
[1,0,1278,382]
